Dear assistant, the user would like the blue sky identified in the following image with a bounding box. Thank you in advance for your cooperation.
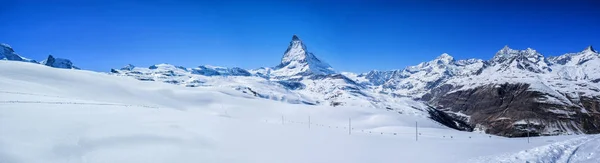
[2,0,600,72]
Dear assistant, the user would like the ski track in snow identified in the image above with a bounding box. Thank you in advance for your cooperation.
[0,100,158,108]
[468,135,600,163]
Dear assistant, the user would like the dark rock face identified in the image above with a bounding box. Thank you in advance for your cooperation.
[42,55,78,69]
[276,81,305,90]
[425,83,600,137]
[426,106,473,131]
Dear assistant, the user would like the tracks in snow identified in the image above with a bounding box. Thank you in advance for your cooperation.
[0,100,158,108]
[468,135,600,163]
[0,91,158,109]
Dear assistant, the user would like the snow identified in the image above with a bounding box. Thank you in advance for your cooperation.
[447,46,600,103]
[373,53,486,97]
[468,135,600,163]
[103,43,600,137]
[2,60,599,162]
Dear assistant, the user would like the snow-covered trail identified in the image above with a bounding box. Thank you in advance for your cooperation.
[468,135,600,163]
[568,136,600,163]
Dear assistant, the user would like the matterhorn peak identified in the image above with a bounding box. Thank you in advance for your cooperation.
[291,34,301,41]
[270,35,334,78]
[281,35,309,65]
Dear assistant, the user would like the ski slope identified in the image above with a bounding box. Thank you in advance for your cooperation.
[0,61,598,163]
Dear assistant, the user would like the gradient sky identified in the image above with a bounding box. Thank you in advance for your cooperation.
[2,0,600,72]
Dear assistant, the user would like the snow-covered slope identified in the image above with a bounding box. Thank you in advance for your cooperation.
[351,53,486,97]
[110,63,429,116]
[104,35,600,136]
[1,60,596,163]
[469,135,600,163]
[4,36,600,137]
[109,35,430,116]
[425,46,600,136]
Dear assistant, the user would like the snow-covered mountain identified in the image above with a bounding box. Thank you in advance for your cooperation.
[1,43,78,69]
[41,55,79,69]
[109,36,430,117]
[3,37,600,137]
[425,46,600,137]
[106,35,600,137]
[5,60,597,163]
[349,53,486,97]
[1,43,37,63]
[270,35,335,79]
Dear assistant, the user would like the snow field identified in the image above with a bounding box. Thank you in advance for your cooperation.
[0,61,595,163]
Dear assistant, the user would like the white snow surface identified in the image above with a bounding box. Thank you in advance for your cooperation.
[2,61,598,163]
[469,135,600,163]
[111,62,428,115]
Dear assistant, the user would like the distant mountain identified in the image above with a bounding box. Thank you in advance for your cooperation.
[1,43,78,69]
[349,53,486,97]
[41,55,79,69]
[1,43,37,63]
[424,46,600,137]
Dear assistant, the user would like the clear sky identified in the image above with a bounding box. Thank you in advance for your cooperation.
[2,0,600,72]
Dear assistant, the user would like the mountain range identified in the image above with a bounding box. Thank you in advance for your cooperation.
[2,35,599,137]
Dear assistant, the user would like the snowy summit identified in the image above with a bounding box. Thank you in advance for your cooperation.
[270,35,335,78]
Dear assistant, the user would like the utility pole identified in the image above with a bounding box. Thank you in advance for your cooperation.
[308,116,311,129]
[416,121,418,141]
[527,120,530,144]
[349,118,352,135]
[282,115,284,125]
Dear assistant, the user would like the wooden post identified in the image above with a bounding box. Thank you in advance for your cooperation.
[416,121,418,141]
[349,118,352,135]
[527,121,530,143]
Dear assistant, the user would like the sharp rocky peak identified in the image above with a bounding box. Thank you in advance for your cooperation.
[281,35,310,65]
[272,35,334,77]
[291,34,301,41]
